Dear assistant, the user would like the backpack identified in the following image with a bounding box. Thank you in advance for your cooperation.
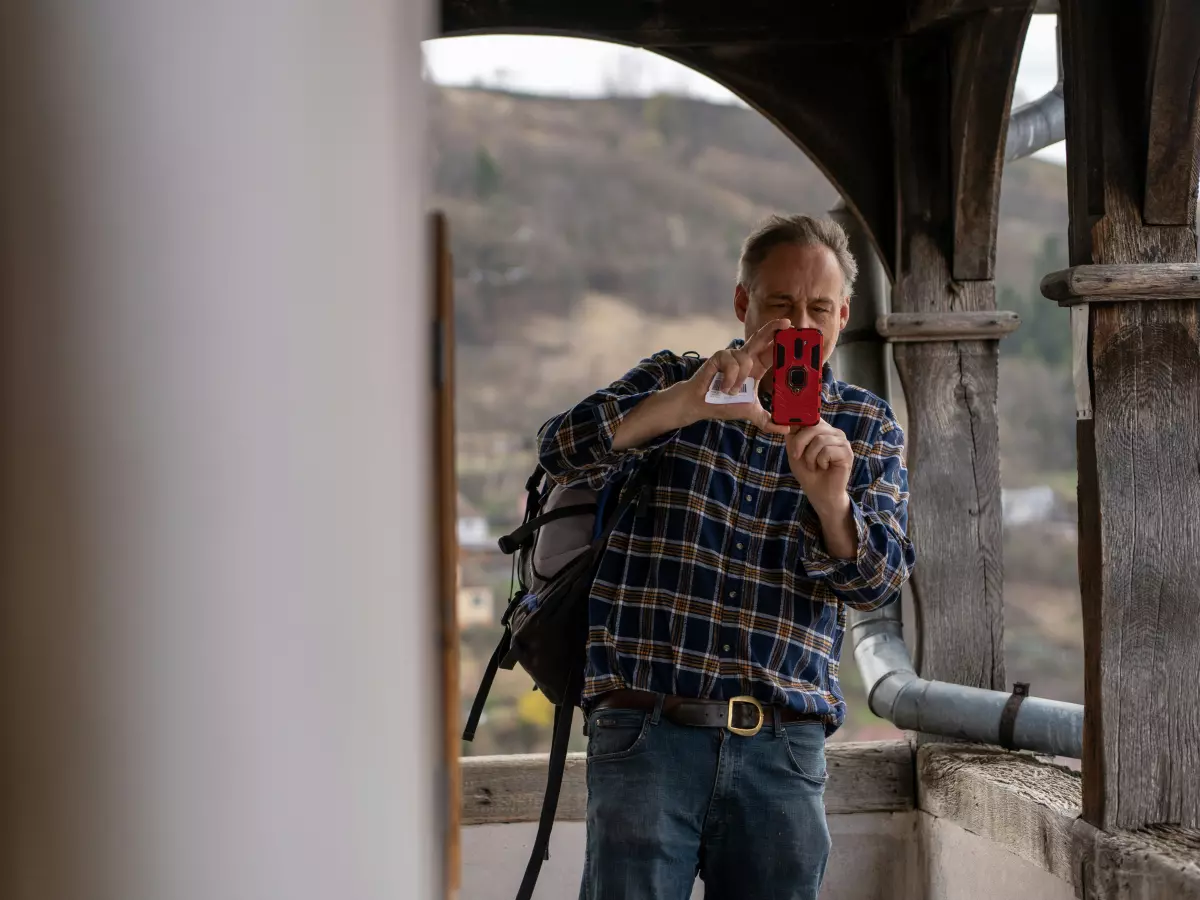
[461,447,664,900]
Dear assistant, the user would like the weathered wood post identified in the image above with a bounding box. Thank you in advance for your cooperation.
[1044,0,1200,831]
[884,16,1028,697]
[0,1,442,896]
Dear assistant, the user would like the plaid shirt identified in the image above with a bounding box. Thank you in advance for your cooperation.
[536,343,915,735]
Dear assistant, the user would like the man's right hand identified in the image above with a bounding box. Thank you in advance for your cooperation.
[610,318,793,451]
[673,318,793,435]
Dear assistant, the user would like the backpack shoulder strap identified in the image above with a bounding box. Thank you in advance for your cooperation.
[496,501,598,555]
[513,663,581,900]
[461,629,511,742]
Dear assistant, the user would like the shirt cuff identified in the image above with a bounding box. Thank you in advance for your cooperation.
[798,495,869,580]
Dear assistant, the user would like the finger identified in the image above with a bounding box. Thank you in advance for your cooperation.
[816,443,848,469]
[742,317,792,358]
[787,426,822,461]
[756,410,790,435]
[803,434,839,469]
[727,350,754,394]
[816,440,854,470]
[712,350,740,395]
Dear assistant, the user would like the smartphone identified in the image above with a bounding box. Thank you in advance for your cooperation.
[771,327,823,427]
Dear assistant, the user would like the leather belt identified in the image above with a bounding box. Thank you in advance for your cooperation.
[591,688,824,737]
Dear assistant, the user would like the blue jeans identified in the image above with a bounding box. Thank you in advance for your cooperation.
[579,700,831,900]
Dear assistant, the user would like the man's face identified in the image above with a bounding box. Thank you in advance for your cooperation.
[734,241,850,368]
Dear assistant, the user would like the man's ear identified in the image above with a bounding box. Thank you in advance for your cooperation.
[734,283,750,323]
[838,295,851,329]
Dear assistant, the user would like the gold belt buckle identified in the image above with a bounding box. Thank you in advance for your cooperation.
[726,695,765,736]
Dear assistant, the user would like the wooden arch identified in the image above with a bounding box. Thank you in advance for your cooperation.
[437,1,1039,291]
[433,23,896,278]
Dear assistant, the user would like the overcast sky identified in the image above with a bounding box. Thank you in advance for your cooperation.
[423,15,1064,165]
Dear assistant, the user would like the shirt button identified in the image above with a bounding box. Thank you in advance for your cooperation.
[728,590,737,598]
[736,542,744,550]
[745,494,753,503]
[756,447,763,455]
[723,644,731,652]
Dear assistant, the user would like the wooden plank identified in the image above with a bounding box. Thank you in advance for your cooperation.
[461,740,915,826]
[917,744,1082,884]
[439,0,909,46]
[461,753,590,826]
[877,310,1020,342]
[1041,263,1200,303]
[917,744,1200,900]
[891,32,1006,699]
[1090,300,1200,830]
[430,211,462,896]
[1143,0,1200,225]
[948,7,1033,280]
[1060,0,1200,831]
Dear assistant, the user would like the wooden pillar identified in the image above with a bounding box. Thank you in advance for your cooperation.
[1045,0,1200,831]
[886,12,1029,696]
[0,1,442,897]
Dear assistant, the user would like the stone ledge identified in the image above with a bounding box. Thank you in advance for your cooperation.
[461,739,915,826]
[917,744,1200,900]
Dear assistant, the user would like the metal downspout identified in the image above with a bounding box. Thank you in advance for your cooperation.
[1005,11,1065,162]
[829,199,1083,760]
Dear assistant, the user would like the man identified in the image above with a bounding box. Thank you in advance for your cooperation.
[537,214,916,900]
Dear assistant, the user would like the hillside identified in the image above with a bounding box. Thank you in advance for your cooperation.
[429,83,1073,506]
[431,87,1069,357]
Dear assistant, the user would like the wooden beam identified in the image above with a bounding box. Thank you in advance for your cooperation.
[948,7,1033,280]
[1042,263,1200,303]
[890,32,1006,699]
[917,745,1081,885]
[439,0,909,46]
[430,212,462,896]
[906,0,1038,33]
[461,740,915,825]
[666,42,896,283]
[877,310,1020,341]
[1060,0,1200,831]
[917,744,1200,900]
[1143,0,1200,225]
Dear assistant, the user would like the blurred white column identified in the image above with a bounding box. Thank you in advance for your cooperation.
[0,2,438,899]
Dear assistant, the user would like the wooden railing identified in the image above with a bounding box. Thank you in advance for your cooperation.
[458,740,1200,900]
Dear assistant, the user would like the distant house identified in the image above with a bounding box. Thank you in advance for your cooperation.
[456,493,490,548]
[456,563,494,628]
[1001,486,1071,526]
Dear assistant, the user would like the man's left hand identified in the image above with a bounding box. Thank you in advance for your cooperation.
[785,418,853,515]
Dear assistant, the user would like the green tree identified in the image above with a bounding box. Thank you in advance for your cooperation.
[473,144,502,200]
[1001,233,1071,369]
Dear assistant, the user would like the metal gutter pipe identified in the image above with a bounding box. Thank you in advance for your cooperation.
[1005,13,1065,161]
[828,202,1083,759]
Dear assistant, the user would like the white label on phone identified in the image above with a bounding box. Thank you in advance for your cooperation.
[705,374,756,405]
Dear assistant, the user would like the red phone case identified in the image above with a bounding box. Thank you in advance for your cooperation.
[770,327,823,427]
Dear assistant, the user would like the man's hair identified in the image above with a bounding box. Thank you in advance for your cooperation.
[736,214,858,299]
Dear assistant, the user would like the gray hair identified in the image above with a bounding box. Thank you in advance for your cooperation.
[736,214,858,299]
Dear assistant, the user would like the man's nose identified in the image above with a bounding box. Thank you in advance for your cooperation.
[791,308,816,330]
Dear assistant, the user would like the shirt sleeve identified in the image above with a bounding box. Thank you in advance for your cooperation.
[536,350,692,490]
[794,409,916,611]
